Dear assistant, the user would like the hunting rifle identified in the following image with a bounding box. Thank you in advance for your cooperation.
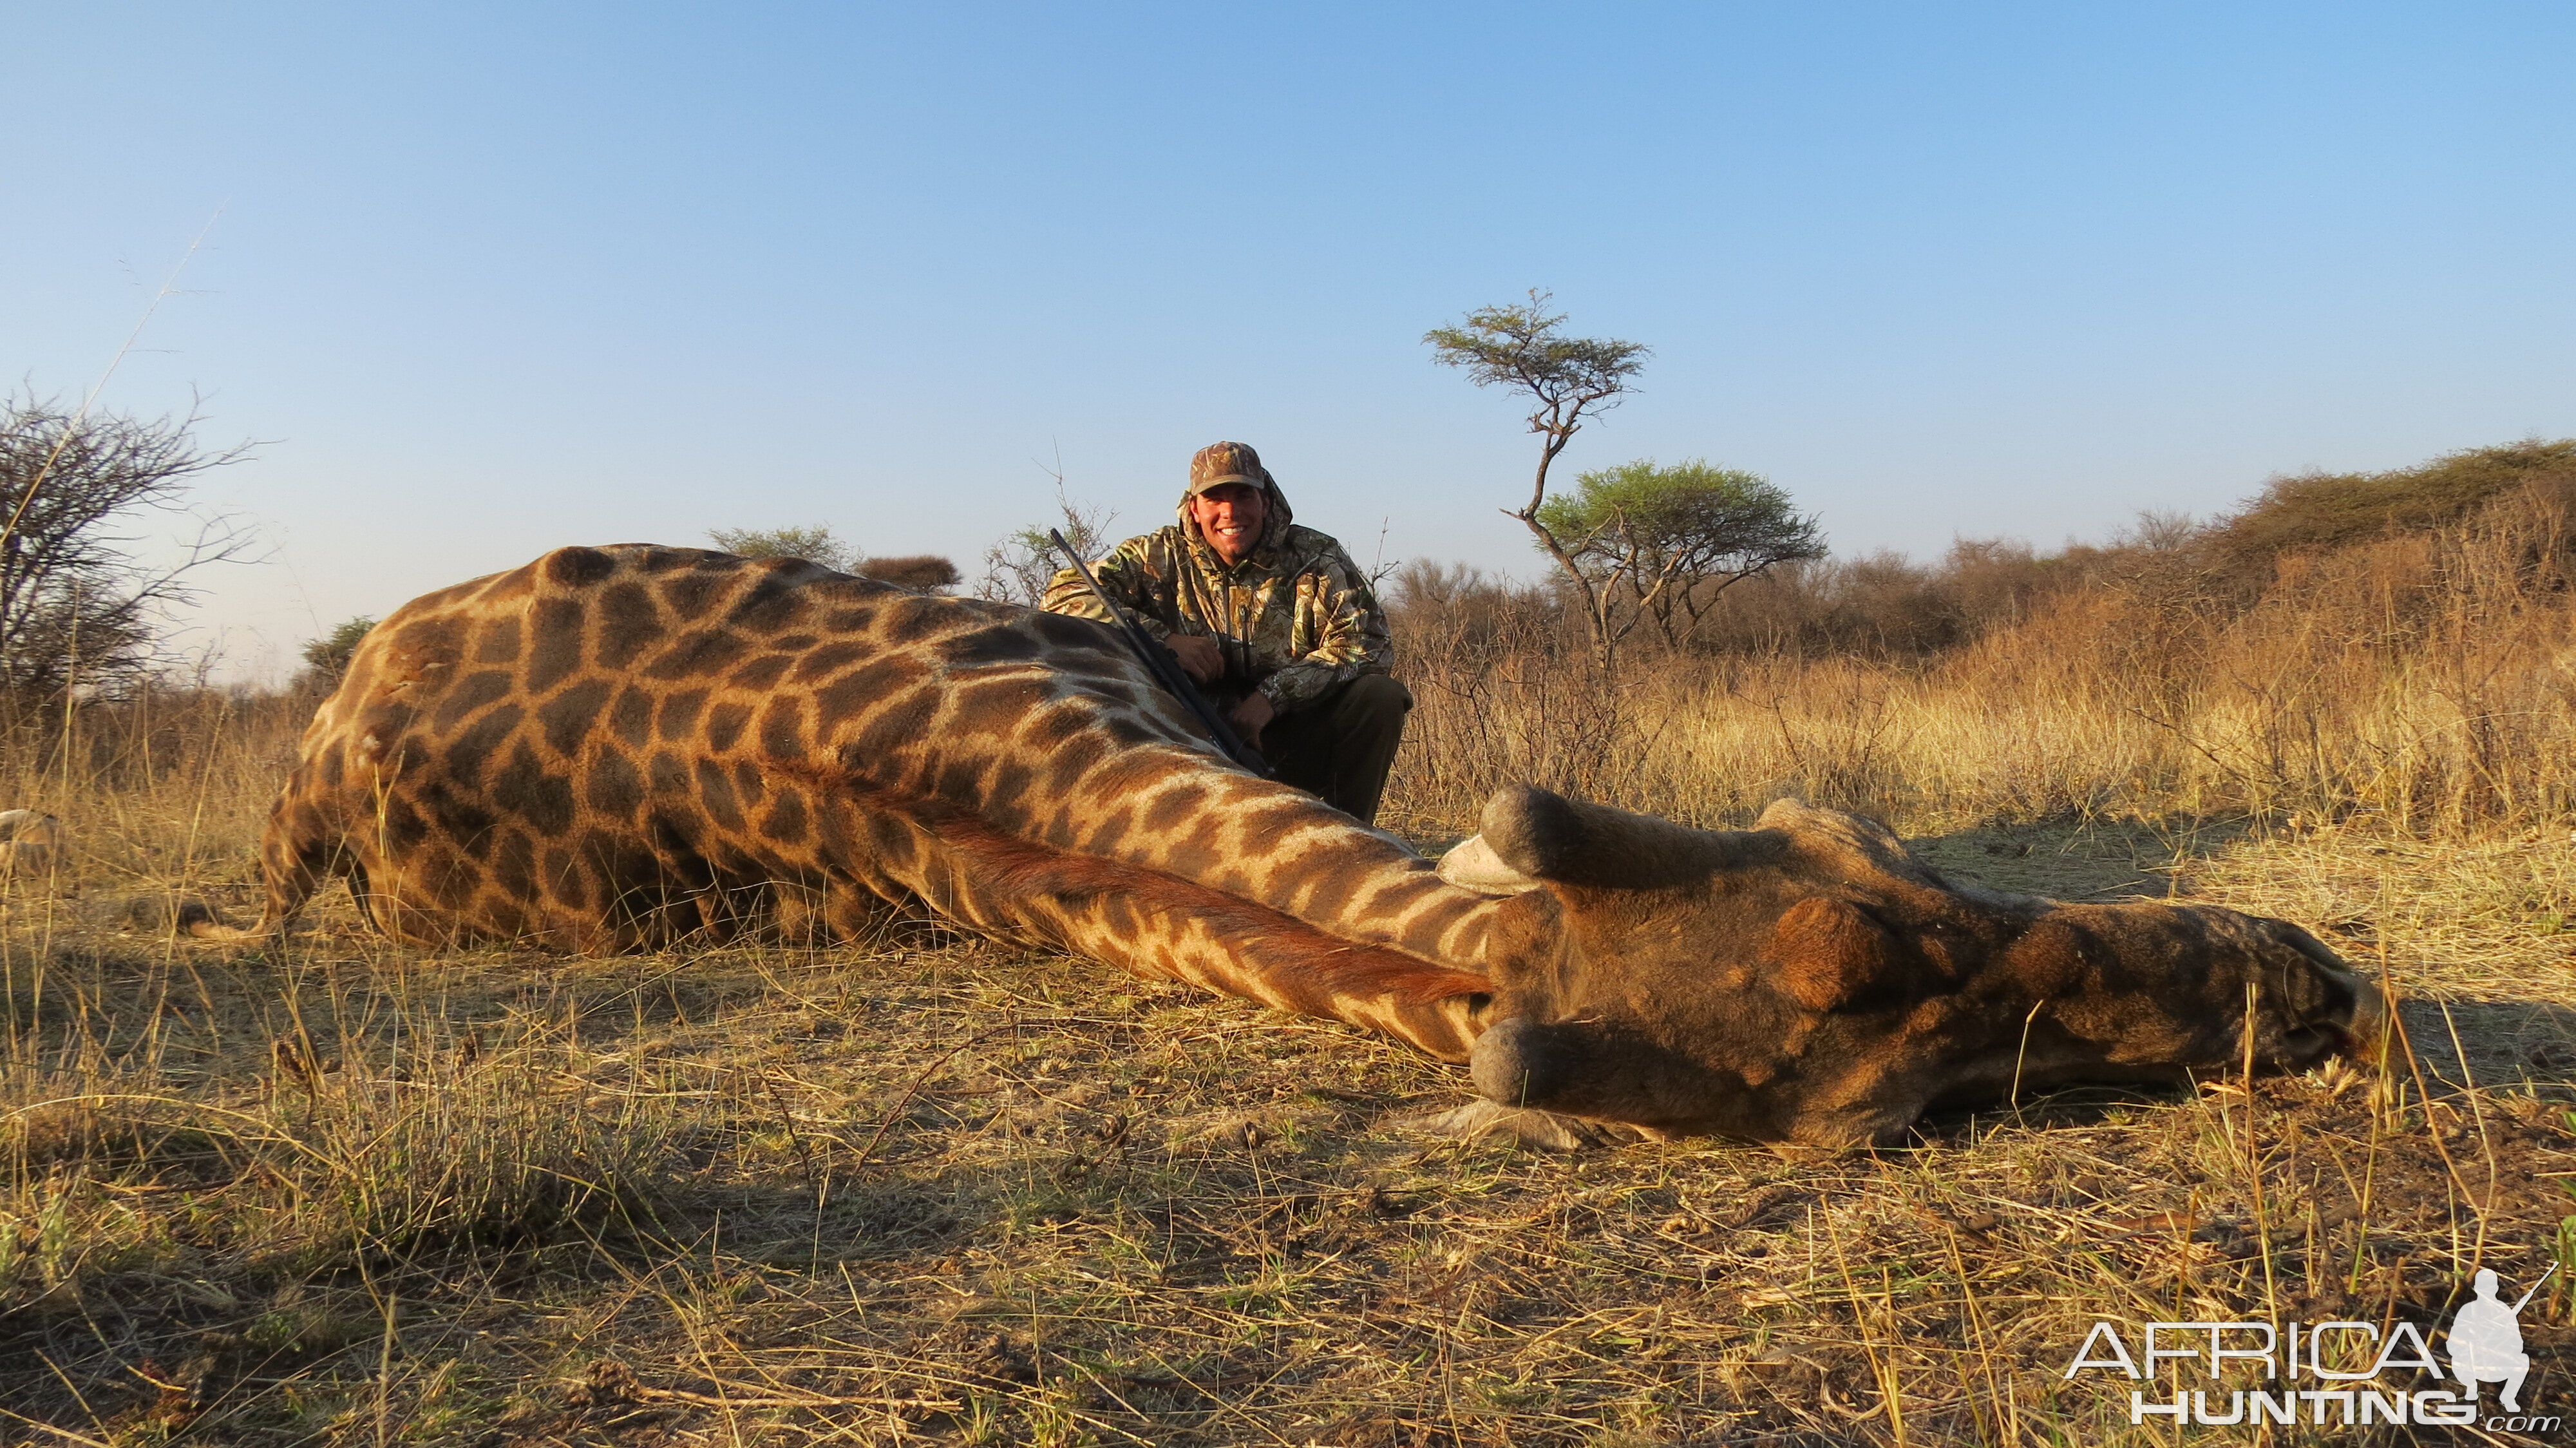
[1047,529,1273,777]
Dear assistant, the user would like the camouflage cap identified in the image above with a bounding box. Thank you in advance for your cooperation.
[1187,441,1273,496]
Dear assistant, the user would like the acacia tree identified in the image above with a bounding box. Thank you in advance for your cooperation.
[1424,290,1649,669]
[706,525,862,573]
[0,395,256,705]
[1535,459,1825,650]
[298,615,376,687]
[707,525,958,591]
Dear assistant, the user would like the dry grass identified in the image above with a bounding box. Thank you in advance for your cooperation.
[1,861,2567,1445]
[1,493,2573,1442]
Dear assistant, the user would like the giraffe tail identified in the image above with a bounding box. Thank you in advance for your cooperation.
[175,821,336,944]
[174,898,274,941]
[172,894,314,944]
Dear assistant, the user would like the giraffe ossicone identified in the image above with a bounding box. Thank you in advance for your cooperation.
[196,546,2383,1146]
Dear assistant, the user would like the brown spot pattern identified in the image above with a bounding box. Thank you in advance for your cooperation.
[219,546,1502,1058]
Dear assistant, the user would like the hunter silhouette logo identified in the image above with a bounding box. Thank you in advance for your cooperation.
[2450,1264,2554,1415]
[2060,1259,2561,1429]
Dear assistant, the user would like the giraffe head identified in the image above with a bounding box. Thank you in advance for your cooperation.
[1444,788,2383,1147]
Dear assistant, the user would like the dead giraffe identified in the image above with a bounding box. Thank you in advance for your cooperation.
[204,545,1499,1056]
[196,545,2380,1145]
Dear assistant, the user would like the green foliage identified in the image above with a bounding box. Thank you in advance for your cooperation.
[2219,438,2576,564]
[1424,290,1650,428]
[706,524,861,574]
[1536,459,1823,576]
[1533,459,1824,648]
[707,527,959,591]
[298,615,375,679]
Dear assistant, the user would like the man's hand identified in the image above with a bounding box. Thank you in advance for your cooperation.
[1164,634,1224,684]
[1228,691,1274,750]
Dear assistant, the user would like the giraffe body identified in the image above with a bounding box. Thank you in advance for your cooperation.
[228,545,1496,1058]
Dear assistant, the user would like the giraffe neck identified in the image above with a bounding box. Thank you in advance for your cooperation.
[791,661,1512,1059]
[1052,754,1502,966]
[795,633,1507,973]
[798,763,1500,1058]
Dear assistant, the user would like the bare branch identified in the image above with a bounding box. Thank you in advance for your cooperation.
[0,394,261,701]
[978,461,1121,607]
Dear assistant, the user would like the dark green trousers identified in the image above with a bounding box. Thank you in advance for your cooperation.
[1259,674,1412,825]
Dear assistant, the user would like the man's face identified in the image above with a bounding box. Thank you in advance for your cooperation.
[1189,482,1267,564]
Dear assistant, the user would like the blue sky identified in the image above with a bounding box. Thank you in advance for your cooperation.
[8,3,2573,678]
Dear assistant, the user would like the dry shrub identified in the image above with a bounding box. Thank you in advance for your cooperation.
[0,684,310,897]
[1381,564,1647,836]
[0,1051,196,1310]
[0,957,681,1315]
[1390,443,2576,841]
[857,553,964,591]
[252,1040,681,1264]
[0,1167,160,1311]
[2215,435,2576,565]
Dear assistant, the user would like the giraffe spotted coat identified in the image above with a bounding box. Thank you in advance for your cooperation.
[222,544,1494,1057]
[204,544,2383,1146]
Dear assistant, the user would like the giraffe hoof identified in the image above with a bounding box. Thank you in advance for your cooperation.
[1406,1100,1653,1152]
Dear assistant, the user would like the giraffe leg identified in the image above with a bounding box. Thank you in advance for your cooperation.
[345,862,381,930]
[822,879,910,945]
[180,796,341,944]
[767,881,829,947]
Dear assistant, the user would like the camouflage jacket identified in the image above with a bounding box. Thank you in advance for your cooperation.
[1041,482,1393,713]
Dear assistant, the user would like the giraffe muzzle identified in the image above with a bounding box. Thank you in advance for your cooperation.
[1470,1016,1577,1111]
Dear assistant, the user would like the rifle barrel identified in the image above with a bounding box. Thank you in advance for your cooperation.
[2509,1261,2560,1313]
[1047,531,1271,777]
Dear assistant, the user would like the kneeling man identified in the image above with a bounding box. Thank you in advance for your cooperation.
[1043,441,1410,825]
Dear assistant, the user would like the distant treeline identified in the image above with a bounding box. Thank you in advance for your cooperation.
[1390,438,2576,667]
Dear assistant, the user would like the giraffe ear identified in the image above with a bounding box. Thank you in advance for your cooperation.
[1762,896,1906,1012]
[1436,834,1542,895]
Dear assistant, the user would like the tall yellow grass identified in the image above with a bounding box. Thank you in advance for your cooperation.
[0,687,305,897]
[1391,479,2576,841]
